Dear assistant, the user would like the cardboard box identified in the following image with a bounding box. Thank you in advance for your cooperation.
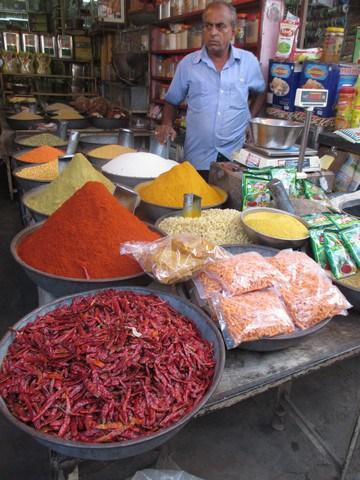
[232,148,321,172]
[74,35,92,61]
[297,62,340,117]
[338,63,360,90]
[267,60,302,112]
[353,26,360,64]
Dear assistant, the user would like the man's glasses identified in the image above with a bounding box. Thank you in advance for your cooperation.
[202,22,230,32]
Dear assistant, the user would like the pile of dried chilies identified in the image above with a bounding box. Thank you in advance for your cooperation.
[0,290,215,443]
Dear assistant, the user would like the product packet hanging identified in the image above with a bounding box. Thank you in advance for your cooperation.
[326,213,360,230]
[323,229,357,279]
[212,288,295,349]
[120,234,230,285]
[242,174,271,209]
[309,227,331,270]
[269,250,351,328]
[270,167,297,196]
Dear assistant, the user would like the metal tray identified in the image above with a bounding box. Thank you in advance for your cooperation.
[89,116,129,130]
[0,286,225,460]
[11,221,163,297]
[183,244,333,352]
[6,117,45,130]
[334,280,360,312]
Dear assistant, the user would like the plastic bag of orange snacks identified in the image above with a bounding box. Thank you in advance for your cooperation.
[269,250,351,329]
[213,288,295,348]
[202,251,285,296]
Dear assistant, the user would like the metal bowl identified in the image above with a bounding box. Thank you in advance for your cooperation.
[0,286,225,460]
[53,117,90,129]
[134,181,228,223]
[10,222,163,297]
[6,117,45,131]
[89,117,129,130]
[13,161,69,192]
[249,118,304,150]
[79,134,119,152]
[102,170,156,189]
[21,185,54,221]
[334,279,360,312]
[339,198,360,220]
[240,207,309,250]
[15,135,67,149]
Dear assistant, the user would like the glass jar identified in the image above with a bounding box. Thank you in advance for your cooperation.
[335,86,356,129]
[235,13,247,48]
[246,14,259,44]
[322,27,344,64]
[189,25,202,48]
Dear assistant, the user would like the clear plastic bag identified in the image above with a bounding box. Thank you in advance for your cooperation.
[212,288,295,349]
[120,234,230,285]
[269,250,352,329]
[202,252,285,296]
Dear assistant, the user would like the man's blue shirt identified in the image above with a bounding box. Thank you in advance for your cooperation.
[165,45,265,170]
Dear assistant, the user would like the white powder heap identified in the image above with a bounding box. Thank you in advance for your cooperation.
[102,152,178,178]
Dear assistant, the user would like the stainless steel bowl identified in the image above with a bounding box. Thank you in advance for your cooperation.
[240,207,309,250]
[13,160,69,192]
[22,185,52,222]
[102,170,156,188]
[249,118,304,150]
[10,222,163,297]
[0,286,225,460]
[339,198,360,220]
[334,279,360,312]
[134,181,228,223]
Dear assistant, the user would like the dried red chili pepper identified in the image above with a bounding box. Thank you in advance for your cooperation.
[0,290,215,443]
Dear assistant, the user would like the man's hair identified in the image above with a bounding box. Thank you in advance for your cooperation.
[202,1,237,29]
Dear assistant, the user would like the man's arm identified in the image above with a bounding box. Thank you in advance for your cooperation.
[155,102,177,144]
[249,91,266,117]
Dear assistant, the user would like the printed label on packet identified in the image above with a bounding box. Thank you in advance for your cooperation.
[323,229,357,279]
[339,224,360,268]
[302,213,332,228]
[309,227,331,271]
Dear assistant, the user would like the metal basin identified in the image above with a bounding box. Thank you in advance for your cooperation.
[11,222,163,297]
[334,279,360,312]
[249,118,304,150]
[134,181,228,223]
[0,286,225,460]
[339,198,360,219]
[21,185,54,221]
[89,117,129,130]
[240,207,309,250]
[13,161,69,192]
[6,117,45,131]
[15,135,67,149]
[102,170,156,189]
[79,134,119,152]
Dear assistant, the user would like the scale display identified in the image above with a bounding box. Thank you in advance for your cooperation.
[295,89,329,108]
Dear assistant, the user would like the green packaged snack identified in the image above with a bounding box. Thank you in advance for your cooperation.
[303,180,328,201]
[270,167,297,196]
[339,224,360,268]
[246,167,271,177]
[323,229,357,279]
[309,227,331,270]
[302,213,332,228]
[242,174,271,210]
[294,179,305,198]
[326,213,360,230]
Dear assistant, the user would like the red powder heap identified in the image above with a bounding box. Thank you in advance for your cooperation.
[18,181,160,279]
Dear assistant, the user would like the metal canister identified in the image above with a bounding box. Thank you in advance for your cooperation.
[182,193,202,218]
[57,121,68,140]
[267,178,295,214]
[149,135,170,159]
[118,128,134,148]
[66,131,80,155]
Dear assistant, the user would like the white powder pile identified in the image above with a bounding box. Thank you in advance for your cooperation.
[102,152,178,178]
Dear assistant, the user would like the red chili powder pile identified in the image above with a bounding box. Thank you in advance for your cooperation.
[17,181,160,279]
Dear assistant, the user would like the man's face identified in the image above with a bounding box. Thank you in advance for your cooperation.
[203,5,234,56]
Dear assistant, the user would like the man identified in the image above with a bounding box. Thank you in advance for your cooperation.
[155,1,265,177]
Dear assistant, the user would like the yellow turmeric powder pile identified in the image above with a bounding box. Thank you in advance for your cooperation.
[137,161,225,208]
[243,211,309,240]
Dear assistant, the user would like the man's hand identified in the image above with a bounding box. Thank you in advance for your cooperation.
[155,124,177,144]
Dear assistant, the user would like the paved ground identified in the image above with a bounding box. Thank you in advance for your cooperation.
[1,165,360,480]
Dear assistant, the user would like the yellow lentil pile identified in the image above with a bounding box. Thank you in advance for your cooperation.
[159,209,251,245]
[89,145,136,160]
[138,161,225,208]
[17,133,66,147]
[16,160,59,181]
[243,211,309,240]
[52,110,84,120]
[46,103,71,111]
[10,111,43,120]
[339,272,360,289]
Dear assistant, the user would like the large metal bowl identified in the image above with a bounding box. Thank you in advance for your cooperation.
[21,185,53,222]
[79,134,119,153]
[6,116,45,131]
[15,135,67,149]
[89,116,129,130]
[11,222,163,297]
[249,118,304,150]
[102,170,156,189]
[134,181,228,223]
[13,160,69,192]
[240,207,309,250]
[339,198,360,220]
[334,279,360,312]
[0,286,225,460]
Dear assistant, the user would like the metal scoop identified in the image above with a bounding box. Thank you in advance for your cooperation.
[114,183,140,213]
[182,193,202,218]
[267,179,295,214]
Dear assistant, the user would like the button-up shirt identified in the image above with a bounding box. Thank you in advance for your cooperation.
[165,45,265,170]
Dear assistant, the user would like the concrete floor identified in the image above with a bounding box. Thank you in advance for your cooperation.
[1,164,360,480]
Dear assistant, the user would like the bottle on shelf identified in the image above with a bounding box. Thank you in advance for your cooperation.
[335,85,356,130]
[322,27,344,64]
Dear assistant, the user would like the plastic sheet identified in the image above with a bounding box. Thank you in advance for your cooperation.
[212,288,295,349]
[269,250,351,329]
[120,234,230,285]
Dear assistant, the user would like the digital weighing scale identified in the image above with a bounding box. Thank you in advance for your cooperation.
[244,143,318,158]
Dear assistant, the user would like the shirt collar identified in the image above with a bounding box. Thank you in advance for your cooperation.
[192,44,242,66]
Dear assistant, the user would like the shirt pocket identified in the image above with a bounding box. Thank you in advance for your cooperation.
[188,81,208,111]
[230,84,249,110]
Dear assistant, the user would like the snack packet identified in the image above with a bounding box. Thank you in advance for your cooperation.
[303,180,329,202]
[323,229,357,279]
[326,213,360,230]
[193,271,222,300]
[339,224,360,268]
[203,251,285,296]
[242,174,271,209]
[293,48,323,62]
[120,234,230,284]
[275,12,301,61]
[271,167,297,196]
[269,250,351,328]
[301,212,332,228]
[212,288,295,349]
[309,227,331,270]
